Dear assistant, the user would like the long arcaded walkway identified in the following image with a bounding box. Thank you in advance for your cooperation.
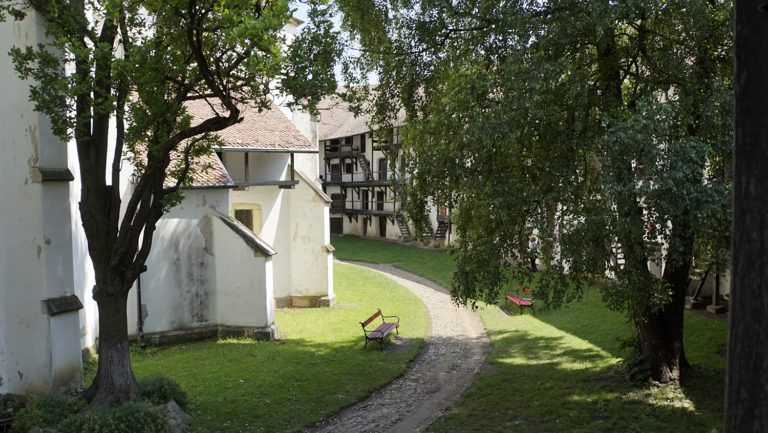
[303,261,490,433]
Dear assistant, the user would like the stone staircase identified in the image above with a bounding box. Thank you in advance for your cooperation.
[395,213,412,239]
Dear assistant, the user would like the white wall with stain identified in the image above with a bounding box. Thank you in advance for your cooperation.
[127,190,228,335]
[0,11,83,395]
[211,215,273,328]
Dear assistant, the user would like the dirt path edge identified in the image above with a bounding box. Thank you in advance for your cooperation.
[303,261,490,433]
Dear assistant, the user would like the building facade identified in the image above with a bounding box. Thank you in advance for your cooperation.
[317,96,452,244]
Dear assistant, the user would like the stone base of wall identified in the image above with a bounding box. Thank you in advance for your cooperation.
[130,323,279,347]
[275,294,336,308]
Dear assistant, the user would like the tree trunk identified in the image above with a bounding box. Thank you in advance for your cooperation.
[725,1,768,430]
[82,286,141,407]
[634,282,688,383]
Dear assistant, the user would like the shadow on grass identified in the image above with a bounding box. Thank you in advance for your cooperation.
[130,330,426,433]
[429,327,723,433]
[506,288,726,432]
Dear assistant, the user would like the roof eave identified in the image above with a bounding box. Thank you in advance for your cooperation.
[216,146,318,154]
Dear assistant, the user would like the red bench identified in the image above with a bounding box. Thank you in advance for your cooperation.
[505,285,535,315]
[360,309,400,350]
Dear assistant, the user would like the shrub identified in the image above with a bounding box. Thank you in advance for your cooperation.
[56,402,169,433]
[10,393,85,433]
[622,350,653,383]
[617,334,653,383]
[138,375,189,409]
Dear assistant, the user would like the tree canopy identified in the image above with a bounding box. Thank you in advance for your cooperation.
[3,0,341,406]
[337,0,733,382]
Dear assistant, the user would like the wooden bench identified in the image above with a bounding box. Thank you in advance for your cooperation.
[505,285,535,315]
[360,309,400,350]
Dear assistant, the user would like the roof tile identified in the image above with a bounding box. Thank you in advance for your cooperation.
[186,99,314,151]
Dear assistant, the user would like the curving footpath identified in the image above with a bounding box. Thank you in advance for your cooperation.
[303,261,490,433]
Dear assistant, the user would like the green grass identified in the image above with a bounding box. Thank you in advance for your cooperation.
[331,235,456,288]
[334,235,728,433]
[126,263,429,433]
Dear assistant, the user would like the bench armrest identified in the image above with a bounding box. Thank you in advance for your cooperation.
[382,314,400,324]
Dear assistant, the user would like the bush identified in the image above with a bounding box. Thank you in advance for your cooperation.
[617,334,653,383]
[56,402,168,433]
[138,375,188,409]
[623,351,653,383]
[10,393,86,433]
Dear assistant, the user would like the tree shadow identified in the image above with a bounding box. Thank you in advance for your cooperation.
[431,328,720,432]
[440,319,724,433]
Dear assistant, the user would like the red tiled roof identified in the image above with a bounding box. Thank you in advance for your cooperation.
[185,99,314,152]
[164,152,234,188]
[317,93,406,141]
[187,153,233,187]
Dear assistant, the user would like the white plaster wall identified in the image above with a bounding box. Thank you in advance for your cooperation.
[295,151,319,180]
[343,217,364,237]
[249,153,289,182]
[228,168,332,300]
[127,190,228,334]
[287,171,333,297]
[324,205,334,299]
[229,186,292,298]
[1,12,82,395]
[221,152,246,182]
[221,151,289,183]
[211,217,272,328]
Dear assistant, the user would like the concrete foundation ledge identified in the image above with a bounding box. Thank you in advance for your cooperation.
[132,323,279,347]
[276,295,337,308]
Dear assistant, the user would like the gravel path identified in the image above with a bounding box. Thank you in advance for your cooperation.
[303,261,490,433]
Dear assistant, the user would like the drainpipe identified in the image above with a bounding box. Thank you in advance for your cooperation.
[137,275,146,349]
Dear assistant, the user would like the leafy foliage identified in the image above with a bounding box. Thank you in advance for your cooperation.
[10,382,178,432]
[9,393,86,433]
[138,374,189,409]
[55,402,169,433]
[336,0,732,380]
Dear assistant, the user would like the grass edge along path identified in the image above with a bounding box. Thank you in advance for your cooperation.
[331,235,455,288]
[125,263,429,433]
[332,235,727,433]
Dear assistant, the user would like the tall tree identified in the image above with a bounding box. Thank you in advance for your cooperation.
[725,0,768,430]
[2,0,340,407]
[338,0,732,382]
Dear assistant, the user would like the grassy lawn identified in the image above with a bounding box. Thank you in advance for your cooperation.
[333,235,728,433]
[331,234,455,288]
[125,263,429,433]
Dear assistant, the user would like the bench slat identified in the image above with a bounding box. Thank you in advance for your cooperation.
[506,294,532,306]
[362,309,383,327]
[374,322,397,334]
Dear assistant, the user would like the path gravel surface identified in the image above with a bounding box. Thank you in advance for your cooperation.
[303,261,490,433]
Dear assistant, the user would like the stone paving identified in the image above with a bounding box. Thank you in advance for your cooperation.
[303,261,490,433]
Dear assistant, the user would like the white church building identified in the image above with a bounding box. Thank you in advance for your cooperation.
[1,10,333,397]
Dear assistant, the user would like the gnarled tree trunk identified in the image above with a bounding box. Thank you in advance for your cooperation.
[82,284,140,407]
